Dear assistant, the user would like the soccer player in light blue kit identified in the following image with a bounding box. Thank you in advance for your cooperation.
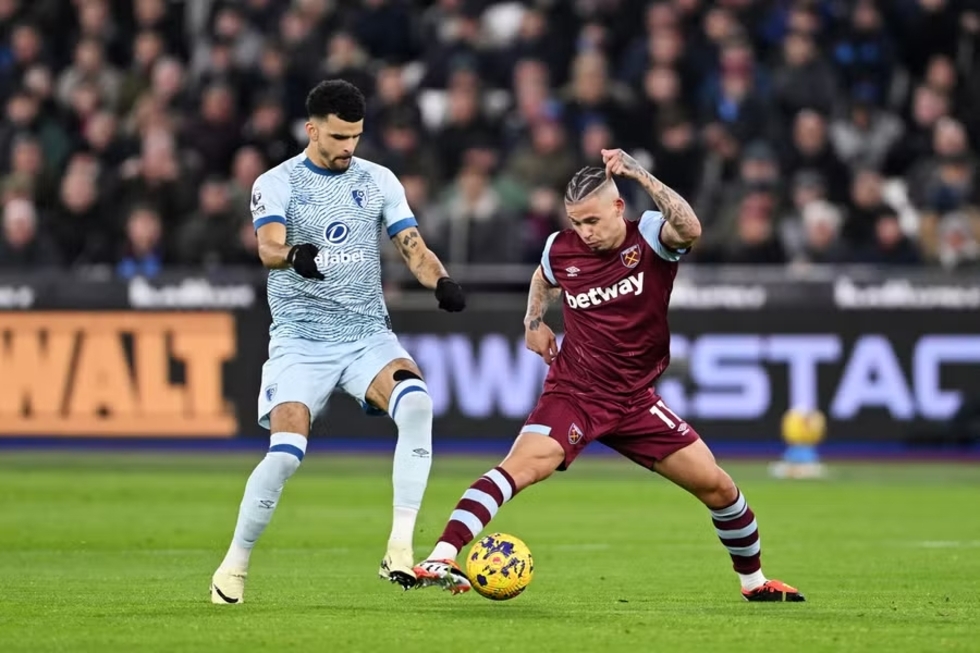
[211,80,465,604]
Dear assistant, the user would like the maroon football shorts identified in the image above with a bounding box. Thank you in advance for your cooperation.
[522,388,700,470]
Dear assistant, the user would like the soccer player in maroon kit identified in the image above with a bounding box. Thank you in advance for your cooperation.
[413,149,805,602]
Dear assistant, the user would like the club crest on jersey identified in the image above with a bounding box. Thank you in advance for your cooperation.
[352,188,367,208]
[620,244,641,269]
[568,423,584,445]
[265,384,277,402]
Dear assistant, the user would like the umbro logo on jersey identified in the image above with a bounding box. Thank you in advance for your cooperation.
[565,272,645,309]
[566,266,580,277]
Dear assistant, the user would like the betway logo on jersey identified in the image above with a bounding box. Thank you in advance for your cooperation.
[315,250,365,268]
[565,272,644,309]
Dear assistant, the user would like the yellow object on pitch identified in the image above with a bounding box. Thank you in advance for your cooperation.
[466,533,534,601]
[781,409,827,445]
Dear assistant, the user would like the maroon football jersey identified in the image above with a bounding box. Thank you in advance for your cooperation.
[540,210,687,397]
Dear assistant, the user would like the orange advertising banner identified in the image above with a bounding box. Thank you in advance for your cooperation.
[0,312,238,437]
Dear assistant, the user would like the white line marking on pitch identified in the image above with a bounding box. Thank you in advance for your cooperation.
[908,541,980,548]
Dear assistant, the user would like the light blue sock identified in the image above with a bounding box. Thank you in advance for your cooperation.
[220,432,307,570]
[388,379,433,547]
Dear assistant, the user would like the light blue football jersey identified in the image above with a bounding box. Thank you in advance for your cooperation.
[251,153,417,342]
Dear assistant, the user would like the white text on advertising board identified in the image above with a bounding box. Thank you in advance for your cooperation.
[398,333,980,422]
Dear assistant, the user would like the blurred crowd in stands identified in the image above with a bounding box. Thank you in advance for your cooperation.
[1,0,980,277]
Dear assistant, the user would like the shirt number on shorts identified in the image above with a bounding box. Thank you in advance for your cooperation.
[649,400,683,430]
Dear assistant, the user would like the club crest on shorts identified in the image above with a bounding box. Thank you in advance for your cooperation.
[620,244,641,269]
[352,188,367,208]
[568,422,584,445]
[264,384,277,402]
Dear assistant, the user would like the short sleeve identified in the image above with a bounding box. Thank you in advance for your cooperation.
[638,210,689,262]
[375,167,417,237]
[251,168,291,229]
[539,232,560,286]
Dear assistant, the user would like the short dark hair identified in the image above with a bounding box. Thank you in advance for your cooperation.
[305,79,366,122]
[564,166,608,204]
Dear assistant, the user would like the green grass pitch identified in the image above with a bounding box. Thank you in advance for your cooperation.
[1,451,978,652]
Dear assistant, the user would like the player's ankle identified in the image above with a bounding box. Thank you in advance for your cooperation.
[737,569,767,591]
[386,538,413,552]
[220,543,252,571]
[430,541,459,561]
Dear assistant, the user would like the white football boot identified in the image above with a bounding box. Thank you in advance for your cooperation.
[210,568,247,604]
[378,544,417,590]
[412,559,471,595]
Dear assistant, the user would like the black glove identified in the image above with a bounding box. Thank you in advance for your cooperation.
[435,276,466,312]
[287,244,324,280]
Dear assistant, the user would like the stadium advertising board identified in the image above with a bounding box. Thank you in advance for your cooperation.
[0,312,239,437]
[2,272,979,442]
[314,307,980,443]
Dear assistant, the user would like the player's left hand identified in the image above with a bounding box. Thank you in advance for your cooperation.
[601,148,645,181]
[435,277,466,312]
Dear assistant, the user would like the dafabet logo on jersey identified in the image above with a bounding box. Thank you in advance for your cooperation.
[0,312,238,437]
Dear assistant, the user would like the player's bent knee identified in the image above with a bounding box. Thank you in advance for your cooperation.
[392,389,433,425]
[269,402,312,436]
[267,432,308,477]
[699,468,738,508]
[501,432,565,488]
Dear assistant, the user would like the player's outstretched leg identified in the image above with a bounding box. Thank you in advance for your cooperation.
[653,439,805,602]
[379,371,434,589]
[211,404,308,604]
[413,432,564,594]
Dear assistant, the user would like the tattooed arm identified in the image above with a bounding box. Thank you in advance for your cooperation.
[601,148,702,250]
[524,266,562,330]
[524,266,561,364]
[391,227,448,289]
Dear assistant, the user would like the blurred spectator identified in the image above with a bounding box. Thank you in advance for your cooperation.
[782,109,851,202]
[853,208,922,266]
[829,86,905,172]
[116,204,166,279]
[771,29,838,121]
[242,95,299,167]
[432,164,522,264]
[176,177,241,266]
[843,168,890,249]
[0,197,60,268]
[49,164,113,266]
[831,0,895,103]
[502,118,578,193]
[796,200,849,264]
[521,186,564,263]
[55,38,121,111]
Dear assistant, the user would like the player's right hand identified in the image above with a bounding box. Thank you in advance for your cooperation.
[287,243,324,280]
[525,320,559,365]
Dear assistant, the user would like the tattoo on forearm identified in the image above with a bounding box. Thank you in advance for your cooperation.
[397,229,446,287]
[525,277,561,330]
[401,229,421,250]
[638,170,700,241]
